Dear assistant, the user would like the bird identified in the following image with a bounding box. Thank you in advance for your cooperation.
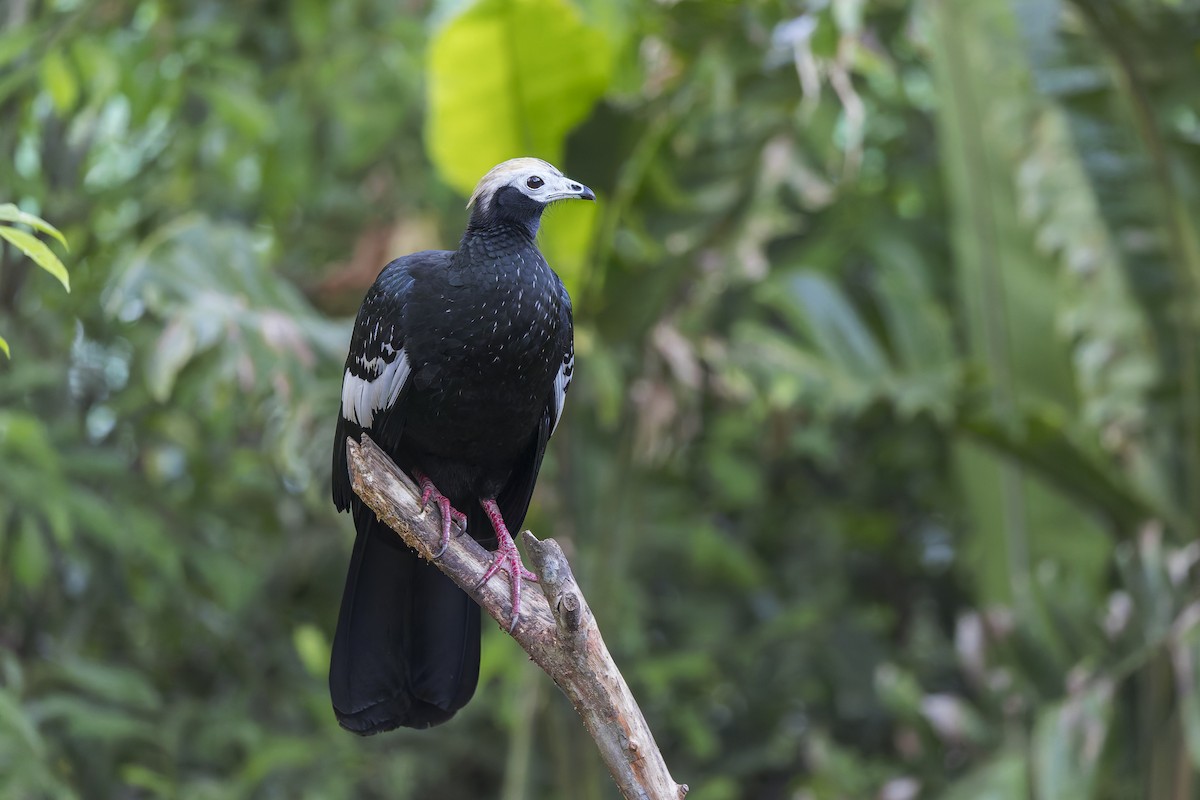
[329,157,594,734]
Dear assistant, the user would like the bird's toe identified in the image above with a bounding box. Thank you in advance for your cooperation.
[477,539,537,630]
[414,471,465,558]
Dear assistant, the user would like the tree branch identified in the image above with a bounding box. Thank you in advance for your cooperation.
[347,434,689,800]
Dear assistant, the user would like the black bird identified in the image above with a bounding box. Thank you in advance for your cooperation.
[330,158,594,734]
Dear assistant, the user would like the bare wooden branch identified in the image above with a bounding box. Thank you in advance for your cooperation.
[347,434,688,800]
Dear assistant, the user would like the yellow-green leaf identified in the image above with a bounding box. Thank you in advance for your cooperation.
[540,199,598,298]
[0,334,9,359]
[0,225,70,292]
[39,49,78,114]
[0,204,68,249]
[425,0,613,197]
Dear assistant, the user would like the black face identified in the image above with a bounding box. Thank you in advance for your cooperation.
[494,185,544,219]
[469,184,547,238]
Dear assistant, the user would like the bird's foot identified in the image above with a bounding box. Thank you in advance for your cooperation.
[476,498,538,632]
[414,470,467,558]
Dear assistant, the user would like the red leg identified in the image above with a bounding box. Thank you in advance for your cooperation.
[476,498,538,631]
[413,470,467,558]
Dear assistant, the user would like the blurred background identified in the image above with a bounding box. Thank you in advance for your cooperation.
[3,0,1200,797]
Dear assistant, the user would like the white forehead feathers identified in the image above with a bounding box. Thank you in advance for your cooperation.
[467,158,563,208]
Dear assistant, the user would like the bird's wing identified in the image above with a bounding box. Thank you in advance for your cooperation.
[550,347,573,436]
[550,281,574,436]
[493,400,554,536]
[494,283,574,532]
[332,251,451,511]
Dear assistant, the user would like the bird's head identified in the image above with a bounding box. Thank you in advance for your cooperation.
[466,158,595,238]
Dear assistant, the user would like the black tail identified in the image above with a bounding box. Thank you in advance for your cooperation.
[329,502,480,733]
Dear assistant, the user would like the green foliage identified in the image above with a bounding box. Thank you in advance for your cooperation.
[2,0,1199,798]
[425,0,613,294]
[426,0,615,196]
[0,204,69,356]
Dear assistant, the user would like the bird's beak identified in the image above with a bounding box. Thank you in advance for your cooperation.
[546,178,595,203]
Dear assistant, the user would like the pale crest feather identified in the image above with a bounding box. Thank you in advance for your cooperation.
[467,158,562,209]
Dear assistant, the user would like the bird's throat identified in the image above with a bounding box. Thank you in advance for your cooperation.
[466,199,543,241]
[456,224,541,269]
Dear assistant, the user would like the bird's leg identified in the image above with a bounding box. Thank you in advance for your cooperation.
[413,470,467,558]
[476,498,539,632]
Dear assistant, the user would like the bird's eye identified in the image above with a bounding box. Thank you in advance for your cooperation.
[526,176,544,189]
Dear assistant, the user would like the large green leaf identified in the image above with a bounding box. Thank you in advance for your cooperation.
[425,0,613,196]
[539,199,598,298]
[925,0,1111,606]
[1013,0,1200,530]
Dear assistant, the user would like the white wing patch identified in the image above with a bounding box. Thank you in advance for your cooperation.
[341,350,410,429]
[551,353,573,435]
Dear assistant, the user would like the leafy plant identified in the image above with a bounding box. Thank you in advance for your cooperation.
[0,204,68,358]
[2,0,1199,797]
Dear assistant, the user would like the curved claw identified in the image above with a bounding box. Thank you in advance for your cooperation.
[415,471,466,559]
[476,498,539,631]
[430,497,469,558]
